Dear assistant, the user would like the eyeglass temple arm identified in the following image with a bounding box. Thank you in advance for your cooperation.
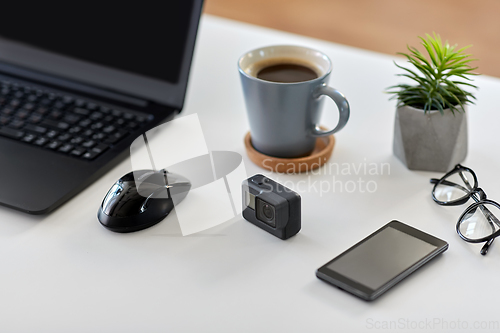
[481,238,494,255]
[430,178,470,194]
[431,169,473,189]
[471,200,499,256]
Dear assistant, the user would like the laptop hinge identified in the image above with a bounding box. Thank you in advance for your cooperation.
[0,62,148,108]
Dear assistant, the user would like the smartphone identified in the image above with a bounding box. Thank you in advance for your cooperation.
[316,220,448,301]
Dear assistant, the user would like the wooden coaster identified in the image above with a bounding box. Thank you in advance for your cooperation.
[244,131,335,173]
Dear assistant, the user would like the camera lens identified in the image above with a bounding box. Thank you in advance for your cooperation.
[262,204,274,220]
[256,198,276,227]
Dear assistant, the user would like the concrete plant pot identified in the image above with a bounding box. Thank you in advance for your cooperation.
[393,104,468,172]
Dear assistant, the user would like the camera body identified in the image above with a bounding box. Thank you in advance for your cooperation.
[242,174,301,240]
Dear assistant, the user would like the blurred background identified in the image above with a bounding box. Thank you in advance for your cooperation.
[205,0,500,77]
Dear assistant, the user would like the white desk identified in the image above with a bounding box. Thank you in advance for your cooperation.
[1,15,499,333]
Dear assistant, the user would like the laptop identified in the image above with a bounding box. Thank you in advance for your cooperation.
[0,1,204,214]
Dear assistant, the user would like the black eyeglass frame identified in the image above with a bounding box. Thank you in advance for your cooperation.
[430,164,500,255]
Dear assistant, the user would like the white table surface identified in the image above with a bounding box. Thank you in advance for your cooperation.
[1,15,500,333]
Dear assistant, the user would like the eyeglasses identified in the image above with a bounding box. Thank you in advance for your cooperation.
[430,164,500,255]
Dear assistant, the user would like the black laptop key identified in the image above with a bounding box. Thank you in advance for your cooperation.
[82,140,96,148]
[75,99,85,107]
[57,133,72,142]
[69,126,82,134]
[105,130,128,144]
[41,119,69,130]
[73,107,89,116]
[62,96,74,104]
[0,116,10,125]
[34,137,48,146]
[123,113,134,120]
[92,132,106,141]
[70,147,86,157]
[103,125,115,134]
[82,151,97,160]
[91,122,104,130]
[2,107,15,115]
[128,122,137,129]
[103,115,114,123]
[24,124,47,134]
[14,91,24,99]
[92,143,109,155]
[63,114,80,124]
[83,129,94,137]
[90,112,103,120]
[27,95,38,102]
[35,107,49,115]
[40,98,52,106]
[70,136,84,145]
[82,145,107,160]
[53,101,65,110]
[9,120,25,129]
[46,130,59,139]
[28,114,42,124]
[22,134,36,143]
[58,144,74,153]
[79,119,92,127]
[0,127,24,139]
[15,110,30,119]
[49,110,63,120]
[46,140,61,150]
[56,121,69,130]
[10,99,21,108]
[23,103,35,111]
[87,103,98,111]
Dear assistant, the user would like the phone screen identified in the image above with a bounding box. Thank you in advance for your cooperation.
[326,226,437,290]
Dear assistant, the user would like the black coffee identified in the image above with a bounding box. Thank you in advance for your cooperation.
[257,63,318,83]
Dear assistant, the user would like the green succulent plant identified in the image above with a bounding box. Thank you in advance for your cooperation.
[387,33,478,114]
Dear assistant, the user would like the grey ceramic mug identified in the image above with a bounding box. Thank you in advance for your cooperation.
[238,45,350,158]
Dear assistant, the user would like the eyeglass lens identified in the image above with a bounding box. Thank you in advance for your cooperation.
[459,202,500,241]
[434,169,475,203]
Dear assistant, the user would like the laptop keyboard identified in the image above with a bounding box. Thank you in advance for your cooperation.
[0,80,153,160]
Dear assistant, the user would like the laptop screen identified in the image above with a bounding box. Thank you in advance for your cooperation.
[0,1,203,108]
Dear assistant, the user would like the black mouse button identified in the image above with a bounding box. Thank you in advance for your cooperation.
[140,171,167,186]
[121,170,154,183]
[136,180,166,199]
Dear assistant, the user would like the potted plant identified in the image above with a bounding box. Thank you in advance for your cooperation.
[387,33,478,172]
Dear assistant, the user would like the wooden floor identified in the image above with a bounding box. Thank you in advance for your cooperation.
[204,0,500,77]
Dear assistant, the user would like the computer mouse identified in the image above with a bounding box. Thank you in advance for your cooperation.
[97,169,191,233]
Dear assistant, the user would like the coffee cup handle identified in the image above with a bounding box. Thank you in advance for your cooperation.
[310,85,350,137]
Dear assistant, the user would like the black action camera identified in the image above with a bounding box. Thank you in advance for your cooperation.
[242,174,301,240]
